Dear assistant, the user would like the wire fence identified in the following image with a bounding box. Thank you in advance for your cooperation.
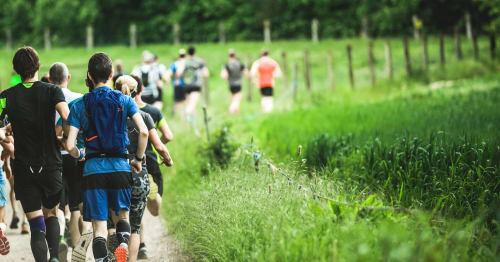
[225,132,416,215]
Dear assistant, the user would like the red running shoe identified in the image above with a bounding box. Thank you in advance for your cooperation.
[0,227,10,255]
[114,243,128,262]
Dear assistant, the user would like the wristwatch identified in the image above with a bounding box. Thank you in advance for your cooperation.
[134,154,145,162]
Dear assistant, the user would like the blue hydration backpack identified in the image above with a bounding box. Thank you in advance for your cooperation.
[83,88,129,155]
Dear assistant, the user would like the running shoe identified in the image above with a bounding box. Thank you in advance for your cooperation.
[107,233,119,254]
[21,222,29,234]
[71,230,93,262]
[9,216,19,229]
[58,237,68,262]
[0,227,10,255]
[148,174,158,200]
[137,245,149,260]
[114,243,128,262]
[107,248,117,262]
[48,258,60,262]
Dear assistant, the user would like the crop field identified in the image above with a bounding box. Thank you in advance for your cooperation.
[1,37,499,261]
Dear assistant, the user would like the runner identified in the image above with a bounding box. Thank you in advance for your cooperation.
[2,138,29,235]
[116,75,172,261]
[130,75,174,259]
[49,62,89,262]
[131,51,167,110]
[0,46,70,262]
[177,46,209,122]
[167,50,186,117]
[65,52,149,262]
[220,49,247,115]
[0,130,13,256]
[250,49,282,113]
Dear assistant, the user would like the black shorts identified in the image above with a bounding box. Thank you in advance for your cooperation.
[185,85,201,94]
[230,85,242,94]
[157,88,164,102]
[174,85,186,102]
[12,160,63,213]
[146,156,163,196]
[62,155,84,211]
[260,87,273,97]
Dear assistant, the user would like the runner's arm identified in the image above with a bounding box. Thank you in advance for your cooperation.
[131,113,149,159]
[56,101,70,135]
[149,129,173,166]
[157,119,174,143]
[220,68,228,80]
[66,126,81,159]
[202,66,210,78]
[273,62,283,78]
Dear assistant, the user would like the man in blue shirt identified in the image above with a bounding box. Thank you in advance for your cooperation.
[167,49,186,116]
[65,53,148,262]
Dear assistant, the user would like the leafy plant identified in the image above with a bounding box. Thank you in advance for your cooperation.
[199,125,238,175]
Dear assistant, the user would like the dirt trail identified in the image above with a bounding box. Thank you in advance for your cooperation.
[3,182,186,262]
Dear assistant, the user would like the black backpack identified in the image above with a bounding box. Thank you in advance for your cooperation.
[141,71,150,87]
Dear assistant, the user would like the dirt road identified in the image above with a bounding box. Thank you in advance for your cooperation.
[3,182,186,262]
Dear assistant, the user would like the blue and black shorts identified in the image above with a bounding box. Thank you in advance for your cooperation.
[83,172,133,221]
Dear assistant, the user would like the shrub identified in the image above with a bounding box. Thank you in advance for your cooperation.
[199,125,239,175]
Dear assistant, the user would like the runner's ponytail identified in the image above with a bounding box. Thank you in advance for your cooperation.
[114,75,138,97]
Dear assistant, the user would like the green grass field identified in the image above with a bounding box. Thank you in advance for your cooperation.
[1,37,499,261]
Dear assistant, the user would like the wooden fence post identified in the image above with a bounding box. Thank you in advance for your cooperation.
[455,31,463,60]
[304,50,311,90]
[173,23,180,45]
[129,23,137,49]
[490,33,496,59]
[44,27,51,51]
[5,28,12,50]
[281,52,289,89]
[347,45,355,89]
[361,17,369,38]
[412,15,420,40]
[385,40,393,80]
[439,34,446,66]
[403,38,411,75]
[218,22,226,44]
[293,63,298,101]
[327,50,335,91]
[263,19,271,43]
[368,40,376,87]
[311,18,319,43]
[473,34,479,60]
[465,12,472,40]
[202,105,210,141]
[422,35,429,70]
[203,77,210,105]
[246,57,252,102]
[86,25,94,50]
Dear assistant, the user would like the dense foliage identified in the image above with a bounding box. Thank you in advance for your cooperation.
[0,0,497,47]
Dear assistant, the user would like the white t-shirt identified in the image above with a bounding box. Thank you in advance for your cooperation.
[56,87,82,155]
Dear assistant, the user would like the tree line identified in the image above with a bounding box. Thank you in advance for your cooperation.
[0,0,499,47]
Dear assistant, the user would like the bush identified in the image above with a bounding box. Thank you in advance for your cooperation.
[199,125,239,175]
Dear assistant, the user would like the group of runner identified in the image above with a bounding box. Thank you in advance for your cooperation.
[0,45,282,262]
[131,47,282,118]
[0,46,173,262]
